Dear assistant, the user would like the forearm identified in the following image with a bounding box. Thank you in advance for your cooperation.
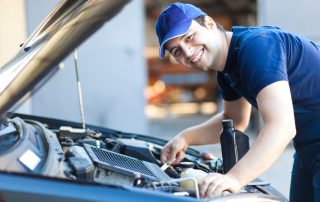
[226,124,295,188]
[227,81,297,188]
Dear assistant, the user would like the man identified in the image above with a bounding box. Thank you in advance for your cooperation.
[155,2,320,201]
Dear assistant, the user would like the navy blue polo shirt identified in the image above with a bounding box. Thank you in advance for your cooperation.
[217,26,320,141]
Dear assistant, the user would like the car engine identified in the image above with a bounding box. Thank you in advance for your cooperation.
[0,115,287,201]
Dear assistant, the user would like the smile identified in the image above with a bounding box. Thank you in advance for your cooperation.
[191,48,204,64]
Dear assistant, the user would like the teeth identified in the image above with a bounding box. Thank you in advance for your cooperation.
[192,49,203,63]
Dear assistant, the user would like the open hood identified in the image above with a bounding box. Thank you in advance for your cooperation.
[0,0,130,118]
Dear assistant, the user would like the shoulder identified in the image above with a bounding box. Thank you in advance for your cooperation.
[236,26,285,48]
[232,27,288,61]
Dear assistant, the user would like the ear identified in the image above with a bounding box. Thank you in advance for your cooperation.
[204,16,216,30]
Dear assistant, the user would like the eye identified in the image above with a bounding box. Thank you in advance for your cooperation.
[186,34,193,41]
[172,48,181,57]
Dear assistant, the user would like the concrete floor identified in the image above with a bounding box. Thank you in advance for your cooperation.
[148,114,294,199]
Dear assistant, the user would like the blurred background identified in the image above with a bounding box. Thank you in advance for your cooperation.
[1,0,320,198]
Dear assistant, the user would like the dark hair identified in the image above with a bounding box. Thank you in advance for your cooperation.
[194,15,226,32]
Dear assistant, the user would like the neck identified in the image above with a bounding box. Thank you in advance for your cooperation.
[214,31,233,72]
[226,31,233,46]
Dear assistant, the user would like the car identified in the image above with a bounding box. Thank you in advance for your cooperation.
[0,0,288,201]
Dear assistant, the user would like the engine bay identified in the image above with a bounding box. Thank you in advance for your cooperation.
[0,115,285,200]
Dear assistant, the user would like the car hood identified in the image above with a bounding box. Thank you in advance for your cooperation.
[0,0,130,118]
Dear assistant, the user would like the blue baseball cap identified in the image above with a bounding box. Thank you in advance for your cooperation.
[155,3,206,59]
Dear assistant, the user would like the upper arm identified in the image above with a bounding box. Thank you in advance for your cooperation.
[256,81,296,136]
[223,97,252,131]
[238,34,287,97]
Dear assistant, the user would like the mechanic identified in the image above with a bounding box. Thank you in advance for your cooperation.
[155,2,320,201]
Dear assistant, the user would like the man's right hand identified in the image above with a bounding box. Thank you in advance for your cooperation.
[160,134,189,165]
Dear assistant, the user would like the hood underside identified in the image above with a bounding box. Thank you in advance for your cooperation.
[0,0,130,118]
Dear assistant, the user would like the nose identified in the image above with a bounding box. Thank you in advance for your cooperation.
[181,43,193,58]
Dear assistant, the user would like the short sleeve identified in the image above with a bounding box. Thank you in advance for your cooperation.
[238,34,288,97]
[217,72,241,101]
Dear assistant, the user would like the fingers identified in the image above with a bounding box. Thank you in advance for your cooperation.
[172,151,185,165]
[160,145,170,163]
[176,150,185,163]
[160,140,175,163]
[161,137,186,164]
[167,144,179,164]
[198,173,235,198]
[199,173,219,198]
[205,180,227,197]
[160,143,178,164]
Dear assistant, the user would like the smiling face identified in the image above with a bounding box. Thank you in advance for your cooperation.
[165,17,228,72]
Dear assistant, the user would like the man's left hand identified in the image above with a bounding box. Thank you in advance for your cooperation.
[198,173,241,198]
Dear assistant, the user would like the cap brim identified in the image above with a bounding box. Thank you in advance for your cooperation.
[159,20,192,59]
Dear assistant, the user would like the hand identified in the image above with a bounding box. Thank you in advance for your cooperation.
[161,134,188,165]
[198,173,241,198]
